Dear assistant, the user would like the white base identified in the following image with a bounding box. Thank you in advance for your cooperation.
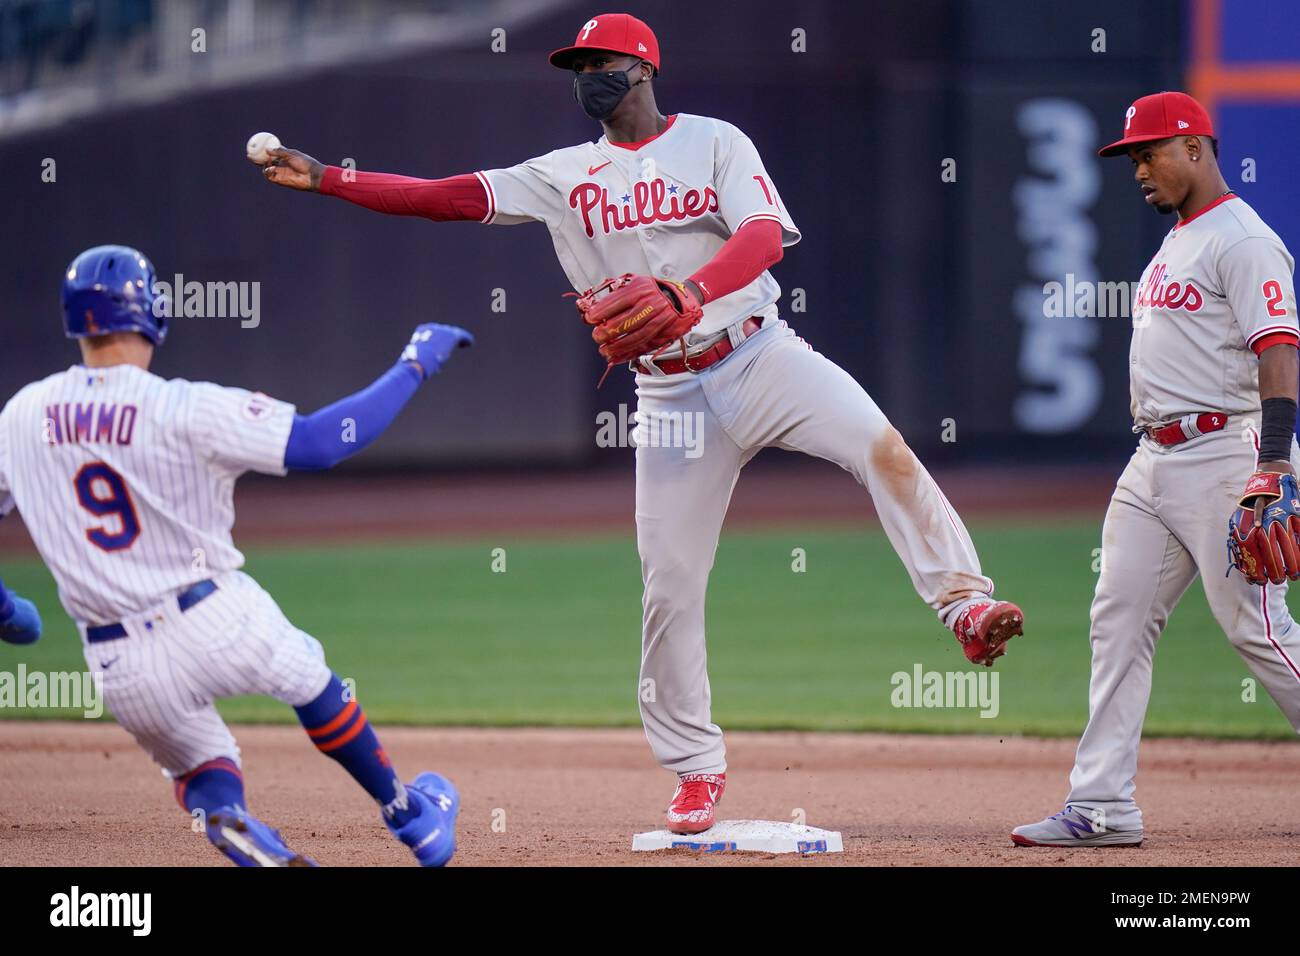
[632,819,843,854]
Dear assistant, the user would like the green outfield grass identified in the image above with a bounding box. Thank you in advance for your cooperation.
[1,521,1296,738]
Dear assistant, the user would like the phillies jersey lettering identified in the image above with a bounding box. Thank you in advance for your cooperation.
[0,364,295,624]
[477,112,800,342]
[568,179,719,237]
[1129,195,1298,428]
[1134,262,1204,313]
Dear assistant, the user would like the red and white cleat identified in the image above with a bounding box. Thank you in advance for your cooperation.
[952,600,1024,667]
[665,772,726,834]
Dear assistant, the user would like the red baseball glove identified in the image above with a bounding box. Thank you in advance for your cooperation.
[1227,471,1300,585]
[571,274,704,385]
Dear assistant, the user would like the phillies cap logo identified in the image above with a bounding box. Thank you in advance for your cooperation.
[581,18,598,41]
[1124,105,1137,130]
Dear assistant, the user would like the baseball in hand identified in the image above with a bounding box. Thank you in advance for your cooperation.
[246,131,281,165]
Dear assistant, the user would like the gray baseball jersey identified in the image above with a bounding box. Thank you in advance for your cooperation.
[1064,194,1300,831]
[1130,194,1298,427]
[474,112,998,777]
[477,112,800,341]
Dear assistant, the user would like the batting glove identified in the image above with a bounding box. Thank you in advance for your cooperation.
[401,323,474,380]
[0,585,42,645]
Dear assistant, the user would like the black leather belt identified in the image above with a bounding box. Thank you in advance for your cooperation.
[85,579,218,644]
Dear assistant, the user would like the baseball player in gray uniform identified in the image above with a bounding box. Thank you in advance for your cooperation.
[1013,92,1300,847]
[260,12,1024,834]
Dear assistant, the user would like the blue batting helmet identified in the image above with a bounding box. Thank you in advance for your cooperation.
[62,245,167,346]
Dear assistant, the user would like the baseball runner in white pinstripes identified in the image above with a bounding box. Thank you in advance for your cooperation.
[0,245,469,866]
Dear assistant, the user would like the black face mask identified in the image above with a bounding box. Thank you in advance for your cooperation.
[573,64,642,120]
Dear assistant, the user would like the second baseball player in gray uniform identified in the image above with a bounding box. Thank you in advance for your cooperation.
[1014,92,1300,847]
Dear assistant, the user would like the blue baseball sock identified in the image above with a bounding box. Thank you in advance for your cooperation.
[295,674,416,826]
[174,757,245,815]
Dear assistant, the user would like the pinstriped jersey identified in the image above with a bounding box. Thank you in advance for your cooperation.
[1130,195,1298,427]
[0,364,295,624]
[477,112,801,341]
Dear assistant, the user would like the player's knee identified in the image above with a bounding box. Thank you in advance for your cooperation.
[1220,619,1264,650]
[1087,599,1168,646]
[643,588,705,622]
[863,426,920,499]
[642,572,708,624]
[113,705,173,742]
[873,424,913,465]
[638,537,712,610]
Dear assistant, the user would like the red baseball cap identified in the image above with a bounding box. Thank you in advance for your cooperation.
[1098,91,1215,157]
[549,13,660,72]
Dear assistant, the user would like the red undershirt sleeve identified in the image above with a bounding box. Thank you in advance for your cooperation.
[318,165,491,223]
[687,218,785,304]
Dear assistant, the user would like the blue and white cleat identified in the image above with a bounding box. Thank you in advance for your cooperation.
[206,805,318,867]
[386,771,460,867]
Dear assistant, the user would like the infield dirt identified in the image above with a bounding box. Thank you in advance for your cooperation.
[2,722,1296,866]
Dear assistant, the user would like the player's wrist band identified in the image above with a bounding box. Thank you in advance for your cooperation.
[1258,397,1297,464]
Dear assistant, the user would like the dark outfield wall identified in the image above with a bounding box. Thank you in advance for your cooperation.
[1,0,1194,467]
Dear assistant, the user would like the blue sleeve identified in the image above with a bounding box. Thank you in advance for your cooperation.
[284,361,423,471]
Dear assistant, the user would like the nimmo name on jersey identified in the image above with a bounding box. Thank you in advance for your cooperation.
[44,401,138,446]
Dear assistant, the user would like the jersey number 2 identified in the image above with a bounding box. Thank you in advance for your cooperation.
[1262,280,1288,318]
[74,462,140,551]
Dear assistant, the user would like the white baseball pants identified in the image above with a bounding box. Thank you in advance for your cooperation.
[81,570,332,777]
